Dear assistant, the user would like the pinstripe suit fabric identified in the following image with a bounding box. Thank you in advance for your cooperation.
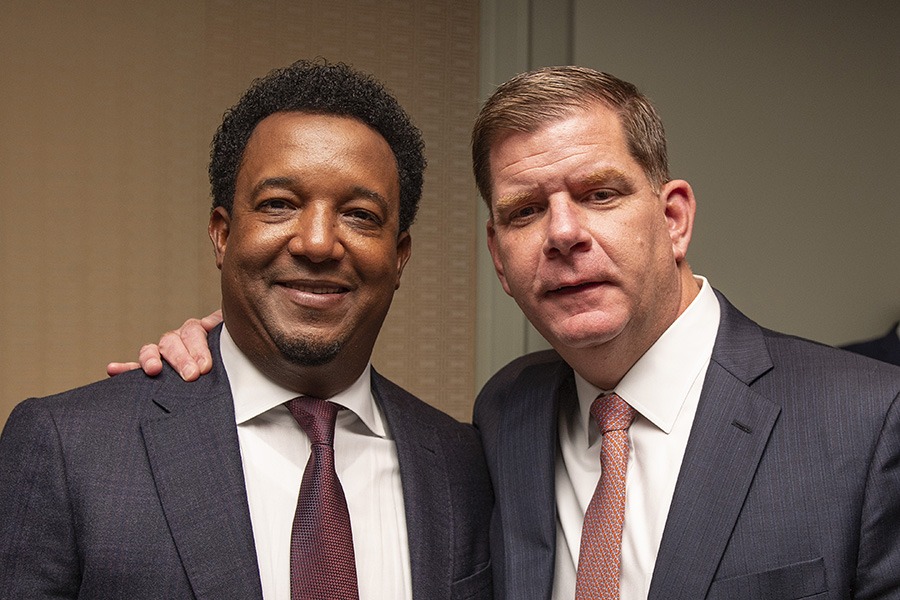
[475,291,900,599]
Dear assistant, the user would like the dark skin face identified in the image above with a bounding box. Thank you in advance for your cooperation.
[209,111,411,397]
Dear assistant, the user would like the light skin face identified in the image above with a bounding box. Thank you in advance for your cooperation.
[208,111,411,397]
[486,102,699,389]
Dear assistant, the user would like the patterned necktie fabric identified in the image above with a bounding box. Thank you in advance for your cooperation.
[285,397,359,600]
[575,392,637,600]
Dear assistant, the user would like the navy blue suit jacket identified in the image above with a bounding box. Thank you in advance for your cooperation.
[474,291,900,599]
[842,323,900,367]
[0,327,493,599]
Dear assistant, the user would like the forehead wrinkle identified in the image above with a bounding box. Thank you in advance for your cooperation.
[496,142,595,179]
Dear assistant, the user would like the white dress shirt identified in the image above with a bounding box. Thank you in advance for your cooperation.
[553,277,721,599]
[219,326,412,600]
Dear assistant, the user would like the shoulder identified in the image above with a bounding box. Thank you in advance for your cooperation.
[370,369,489,481]
[473,349,570,427]
[714,289,900,395]
[2,366,190,443]
[762,327,900,396]
[481,349,568,395]
[370,369,477,440]
[477,349,568,401]
[713,292,900,430]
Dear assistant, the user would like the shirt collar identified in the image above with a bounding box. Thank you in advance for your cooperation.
[220,325,387,437]
[574,276,720,438]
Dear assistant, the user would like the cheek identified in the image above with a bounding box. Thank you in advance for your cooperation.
[500,231,539,272]
[354,240,402,279]
[232,227,288,263]
[623,214,665,258]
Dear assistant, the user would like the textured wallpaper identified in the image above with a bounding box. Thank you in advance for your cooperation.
[0,0,480,425]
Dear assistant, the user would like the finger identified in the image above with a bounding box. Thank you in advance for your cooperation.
[138,344,165,377]
[106,361,141,377]
[177,319,214,375]
[199,309,224,331]
[158,330,201,381]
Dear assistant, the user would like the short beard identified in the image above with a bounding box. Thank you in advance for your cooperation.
[271,332,342,367]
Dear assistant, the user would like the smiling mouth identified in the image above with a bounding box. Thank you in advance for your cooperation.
[278,282,349,294]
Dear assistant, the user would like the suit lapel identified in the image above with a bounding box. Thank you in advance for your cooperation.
[495,359,569,600]
[372,371,451,599]
[141,327,263,600]
[648,292,780,599]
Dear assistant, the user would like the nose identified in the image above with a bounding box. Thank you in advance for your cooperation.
[543,195,591,257]
[286,203,345,263]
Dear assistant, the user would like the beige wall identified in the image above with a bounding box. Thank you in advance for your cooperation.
[0,0,480,427]
[476,0,899,381]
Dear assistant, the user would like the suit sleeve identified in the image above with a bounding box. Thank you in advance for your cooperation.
[0,399,80,598]
[855,389,900,598]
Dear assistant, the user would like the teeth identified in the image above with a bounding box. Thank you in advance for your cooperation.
[284,283,343,294]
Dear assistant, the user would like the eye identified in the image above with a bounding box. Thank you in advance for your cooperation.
[514,206,537,218]
[507,204,544,224]
[586,189,617,203]
[345,208,384,228]
[258,198,293,212]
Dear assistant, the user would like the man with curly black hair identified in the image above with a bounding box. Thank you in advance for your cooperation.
[0,60,493,600]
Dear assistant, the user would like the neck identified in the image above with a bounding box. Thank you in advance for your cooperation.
[257,357,369,399]
[562,267,700,390]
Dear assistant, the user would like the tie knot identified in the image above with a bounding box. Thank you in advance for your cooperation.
[285,397,339,446]
[590,393,636,434]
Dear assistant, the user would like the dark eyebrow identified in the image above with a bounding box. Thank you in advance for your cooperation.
[252,177,295,195]
[350,186,390,213]
[252,178,390,212]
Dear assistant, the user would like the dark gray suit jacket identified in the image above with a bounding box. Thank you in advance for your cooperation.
[474,291,900,599]
[0,327,493,599]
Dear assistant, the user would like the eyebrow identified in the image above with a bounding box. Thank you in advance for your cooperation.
[252,177,391,211]
[493,190,534,215]
[492,167,635,214]
[252,177,295,196]
[581,167,633,188]
[349,186,390,213]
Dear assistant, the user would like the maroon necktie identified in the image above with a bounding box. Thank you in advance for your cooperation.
[285,397,359,600]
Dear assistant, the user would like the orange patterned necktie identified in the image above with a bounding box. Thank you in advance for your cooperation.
[575,393,637,599]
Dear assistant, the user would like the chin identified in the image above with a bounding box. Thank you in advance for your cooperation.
[543,314,627,351]
[271,332,344,367]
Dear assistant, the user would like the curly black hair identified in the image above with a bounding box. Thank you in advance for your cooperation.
[209,59,426,232]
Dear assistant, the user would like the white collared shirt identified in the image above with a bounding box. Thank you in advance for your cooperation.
[220,326,412,600]
[553,276,721,599]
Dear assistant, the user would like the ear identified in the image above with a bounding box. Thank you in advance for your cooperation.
[394,230,412,290]
[208,206,231,270]
[660,179,696,264]
[486,218,513,296]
